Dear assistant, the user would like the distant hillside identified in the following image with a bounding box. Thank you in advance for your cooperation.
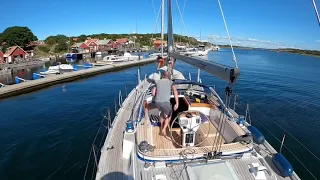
[219,44,254,50]
[44,33,200,47]
[275,48,320,57]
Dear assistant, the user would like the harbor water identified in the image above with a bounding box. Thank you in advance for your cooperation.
[0,49,319,179]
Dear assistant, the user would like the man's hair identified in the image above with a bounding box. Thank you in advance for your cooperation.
[161,71,170,79]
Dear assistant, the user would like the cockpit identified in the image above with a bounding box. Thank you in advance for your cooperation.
[137,80,253,161]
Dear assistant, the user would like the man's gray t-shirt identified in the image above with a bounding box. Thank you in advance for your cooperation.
[154,79,172,103]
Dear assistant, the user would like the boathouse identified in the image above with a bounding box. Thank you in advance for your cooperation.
[3,46,27,63]
[153,39,167,48]
[85,38,99,52]
[116,38,129,49]
[116,38,128,45]
[0,51,4,64]
[71,42,84,53]
[97,39,113,51]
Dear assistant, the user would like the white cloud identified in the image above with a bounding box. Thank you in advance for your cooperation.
[316,40,320,43]
[248,38,259,42]
[209,35,221,39]
[203,34,294,49]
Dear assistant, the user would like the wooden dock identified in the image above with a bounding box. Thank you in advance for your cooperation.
[0,57,157,100]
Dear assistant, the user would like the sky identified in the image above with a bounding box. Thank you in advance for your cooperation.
[0,0,320,50]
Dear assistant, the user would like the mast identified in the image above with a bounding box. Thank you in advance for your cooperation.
[161,0,164,57]
[167,0,174,74]
[167,0,174,54]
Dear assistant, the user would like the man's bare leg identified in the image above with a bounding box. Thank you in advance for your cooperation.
[160,117,165,135]
[162,115,171,136]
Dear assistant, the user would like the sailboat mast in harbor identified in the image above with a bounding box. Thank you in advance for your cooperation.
[161,0,165,57]
[91,0,304,179]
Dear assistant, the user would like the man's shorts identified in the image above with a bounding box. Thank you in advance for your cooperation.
[155,102,172,119]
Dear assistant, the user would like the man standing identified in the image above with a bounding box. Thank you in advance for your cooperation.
[148,71,179,136]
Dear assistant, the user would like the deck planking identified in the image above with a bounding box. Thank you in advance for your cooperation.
[96,81,149,180]
[136,109,250,158]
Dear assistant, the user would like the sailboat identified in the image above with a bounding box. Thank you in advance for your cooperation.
[90,0,302,180]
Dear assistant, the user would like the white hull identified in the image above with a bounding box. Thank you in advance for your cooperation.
[182,48,211,57]
[40,70,60,75]
[149,52,167,57]
[48,64,74,71]
[96,52,102,57]
[212,46,220,51]
[103,53,140,62]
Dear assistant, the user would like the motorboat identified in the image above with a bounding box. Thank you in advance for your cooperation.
[122,52,140,61]
[149,52,168,57]
[213,45,220,51]
[103,52,141,62]
[96,52,102,57]
[40,62,74,75]
[102,55,126,62]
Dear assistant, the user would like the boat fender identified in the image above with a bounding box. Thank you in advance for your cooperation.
[231,133,252,144]
[15,77,21,84]
[272,153,293,177]
[73,65,79,71]
[85,63,92,68]
[126,120,134,132]
[247,126,265,144]
[33,73,38,80]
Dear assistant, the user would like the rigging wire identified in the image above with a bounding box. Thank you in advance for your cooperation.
[251,104,320,162]
[83,110,109,180]
[217,0,238,68]
[252,116,318,180]
[182,0,187,16]
[175,0,191,45]
[312,0,320,26]
[152,3,162,46]
[151,0,157,19]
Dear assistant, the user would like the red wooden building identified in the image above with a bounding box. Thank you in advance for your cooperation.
[116,38,128,45]
[3,46,27,63]
[97,39,114,51]
[0,51,4,64]
[153,40,167,48]
[85,38,99,52]
[79,43,90,52]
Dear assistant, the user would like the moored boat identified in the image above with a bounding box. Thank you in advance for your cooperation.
[40,62,74,75]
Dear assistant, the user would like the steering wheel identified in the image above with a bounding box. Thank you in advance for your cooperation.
[169,110,211,148]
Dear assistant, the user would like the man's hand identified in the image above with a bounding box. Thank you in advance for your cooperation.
[174,103,179,111]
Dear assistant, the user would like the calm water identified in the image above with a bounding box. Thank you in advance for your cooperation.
[0,49,319,179]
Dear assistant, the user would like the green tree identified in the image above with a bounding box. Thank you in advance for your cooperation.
[0,26,37,49]
[78,34,87,42]
[38,45,50,53]
[45,34,68,45]
[54,39,68,53]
